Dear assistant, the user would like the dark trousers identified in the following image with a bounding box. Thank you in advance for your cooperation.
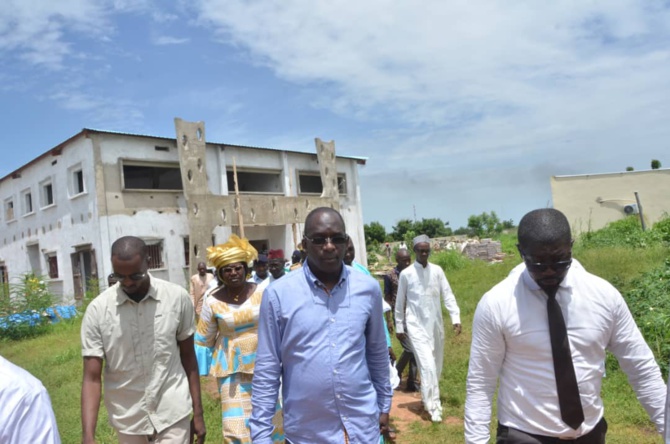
[395,334,417,389]
[496,417,607,444]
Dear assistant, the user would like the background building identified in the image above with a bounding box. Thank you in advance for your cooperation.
[0,128,367,302]
[551,168,670,234]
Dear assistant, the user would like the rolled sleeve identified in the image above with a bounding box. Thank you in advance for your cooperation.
[176,290,195,342]
[81,301,104,358]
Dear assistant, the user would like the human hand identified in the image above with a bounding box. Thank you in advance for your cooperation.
[191,414,206,443]
[388,347,396,363]
[379,412,390,437]
[453,323,462,335]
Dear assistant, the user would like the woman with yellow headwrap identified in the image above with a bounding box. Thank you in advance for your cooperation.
[194,234,283,443]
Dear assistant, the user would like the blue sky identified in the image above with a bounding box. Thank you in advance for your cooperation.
[1,1,669,231]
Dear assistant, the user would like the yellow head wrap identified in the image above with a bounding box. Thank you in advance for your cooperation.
[206,234,258,270]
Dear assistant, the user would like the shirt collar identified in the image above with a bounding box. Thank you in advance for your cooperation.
[414,260,428,269]
[303,260,348,290]
[115,273,160,305]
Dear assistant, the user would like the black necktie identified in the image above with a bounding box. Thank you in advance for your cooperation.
[547,293,584,430]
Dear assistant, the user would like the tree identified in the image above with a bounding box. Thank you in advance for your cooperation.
[390,219,415,241]
[651,159,662,170]
[414,218,452,238]
[364,221,386,245]
[626,166,634,172]
[467,211,504,238]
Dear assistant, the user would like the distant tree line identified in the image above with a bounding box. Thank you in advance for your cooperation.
[364,211,515,246]
[626,159,662,171]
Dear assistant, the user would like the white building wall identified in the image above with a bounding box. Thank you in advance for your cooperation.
[0,136,99,301]
[1,131,368,301]
[99,211,190,289]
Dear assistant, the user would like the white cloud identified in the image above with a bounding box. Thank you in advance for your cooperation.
[47,88,145,129]
[152,35,190,45]
[0,0,112,69]
[193,1,670,148]
[193,0,670,225]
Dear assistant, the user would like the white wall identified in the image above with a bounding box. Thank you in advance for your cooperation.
[0,130,368,301]
[0,136,98,301]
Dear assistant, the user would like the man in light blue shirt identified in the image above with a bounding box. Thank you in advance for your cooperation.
[251,207,392,443]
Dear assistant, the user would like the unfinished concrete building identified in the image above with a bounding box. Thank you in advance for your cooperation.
[0,124,368,302]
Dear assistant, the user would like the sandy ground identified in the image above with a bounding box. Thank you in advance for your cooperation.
[201,376,462,443]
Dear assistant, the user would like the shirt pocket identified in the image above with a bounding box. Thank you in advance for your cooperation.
[153,306,182,362]
[102,321,137,372]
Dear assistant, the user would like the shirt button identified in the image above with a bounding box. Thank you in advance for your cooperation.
[343,416,348,421]
[337,394,342,399]
[333,369,338,374]
[331,343,336,348]
[330,318,335,323]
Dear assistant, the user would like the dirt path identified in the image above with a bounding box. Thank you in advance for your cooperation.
[200,376,461,442]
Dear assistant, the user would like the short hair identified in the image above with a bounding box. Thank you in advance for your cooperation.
[517,209,571,248]
[304,207,346,236]
[395,248,410,258]
[111,236,147,260]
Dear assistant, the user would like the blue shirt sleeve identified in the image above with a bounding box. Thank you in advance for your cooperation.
[250,289,283,443]
[366,284,393,413]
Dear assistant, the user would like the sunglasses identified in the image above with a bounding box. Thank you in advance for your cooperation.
[523,257,573,273]
[221,265,246,274]
[111,272,146,281]
[303,234,349,246]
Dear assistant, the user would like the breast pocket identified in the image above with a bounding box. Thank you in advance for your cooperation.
[102,322,137,372]
[153,307,182,361]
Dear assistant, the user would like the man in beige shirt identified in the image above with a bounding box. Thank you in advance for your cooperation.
[189,262,214,319]
[81,236,206,444]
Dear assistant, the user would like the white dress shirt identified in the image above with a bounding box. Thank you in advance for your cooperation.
[0,355,61,443]
[465,259,666,443]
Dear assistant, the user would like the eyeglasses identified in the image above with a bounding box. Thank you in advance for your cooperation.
[303,234,349,246]
[221,265,245,274]
[111,272,146,281]
[523,257,573,273]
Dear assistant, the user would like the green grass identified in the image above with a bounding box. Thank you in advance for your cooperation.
[390,246,668,443]
[0,318,223,443]
[1,244,668,443]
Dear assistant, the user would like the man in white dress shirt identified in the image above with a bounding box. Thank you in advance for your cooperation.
[395,234,461,423]
[0,354,61,443]
[465,208,666,443]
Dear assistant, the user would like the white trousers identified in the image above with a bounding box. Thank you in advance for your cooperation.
[408,329,444,420]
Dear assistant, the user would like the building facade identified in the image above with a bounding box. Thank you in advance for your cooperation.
[0,128,367,302]
[551,168,670,234]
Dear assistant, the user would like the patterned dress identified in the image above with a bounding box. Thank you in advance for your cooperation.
[195,287,284,443]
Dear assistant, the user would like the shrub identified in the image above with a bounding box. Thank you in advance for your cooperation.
[577,215,663,249]
[432,249,471,273]
[0,273,57,341]
[623,259,670,376]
